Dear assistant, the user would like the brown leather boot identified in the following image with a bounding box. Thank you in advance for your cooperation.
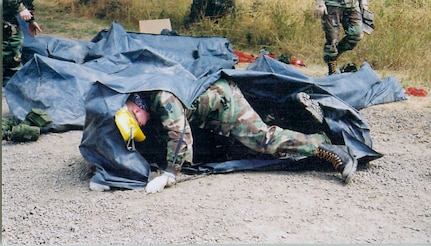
[327,60,338,75]
[314,143,357,183]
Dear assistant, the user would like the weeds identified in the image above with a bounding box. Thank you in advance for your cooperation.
[36,0,430,88]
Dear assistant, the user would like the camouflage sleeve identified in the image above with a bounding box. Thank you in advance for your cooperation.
[3,0,25,14]
[4,0,36,22]
[22,0,36,22]
[22,0,35,11]
[17,3,27,12]
[152,91,193,174]
[3,1,25,24]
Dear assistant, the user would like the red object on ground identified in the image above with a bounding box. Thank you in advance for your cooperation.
[405,87,427,97]
[290,57,305,67]
[233,49,256,63]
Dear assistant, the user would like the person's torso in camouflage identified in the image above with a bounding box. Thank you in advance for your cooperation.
[149,79,329,171]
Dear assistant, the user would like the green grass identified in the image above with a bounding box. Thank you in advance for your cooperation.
[34,0,430,89]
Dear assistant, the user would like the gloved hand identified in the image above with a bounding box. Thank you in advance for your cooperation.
[314,0,327,19]
[19,8,33,21]
[360,0,369,11]
[145,171,176,194]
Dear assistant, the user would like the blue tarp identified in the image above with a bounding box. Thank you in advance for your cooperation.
[4,22,406,189]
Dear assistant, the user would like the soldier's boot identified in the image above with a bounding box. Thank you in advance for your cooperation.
[314,143,357,183]
[327,60,338,75]
[290,92,323,124]
[294,92,324,124]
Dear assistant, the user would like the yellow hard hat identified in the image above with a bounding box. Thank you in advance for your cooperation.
[115,106,146,142]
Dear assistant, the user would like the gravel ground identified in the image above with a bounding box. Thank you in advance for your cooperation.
[2,80,431,244]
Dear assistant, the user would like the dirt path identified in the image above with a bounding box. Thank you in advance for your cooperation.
[2,77,431,244]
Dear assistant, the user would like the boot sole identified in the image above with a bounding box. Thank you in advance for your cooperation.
[296,92,324,124]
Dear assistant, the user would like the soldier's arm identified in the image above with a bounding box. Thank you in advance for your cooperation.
[4,0,27,13]
[152,91,193,175]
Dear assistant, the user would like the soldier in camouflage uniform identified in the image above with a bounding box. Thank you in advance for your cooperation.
[314,0,369,75]
[3,0,42,86]
[115,79,358,194]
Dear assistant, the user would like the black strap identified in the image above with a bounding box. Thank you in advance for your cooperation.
[172,109,188,166]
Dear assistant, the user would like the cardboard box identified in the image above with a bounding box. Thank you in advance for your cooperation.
[139,19,172,34]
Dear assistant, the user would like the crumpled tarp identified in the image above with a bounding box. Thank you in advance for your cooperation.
[4,22,406,189]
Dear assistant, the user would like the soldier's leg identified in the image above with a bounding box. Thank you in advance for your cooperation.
[229,82,357,182]
[228,82,329,156]
[3,31,24,71]
[337,7,364,55]
[3,29,24,86]
[322,6,342,74]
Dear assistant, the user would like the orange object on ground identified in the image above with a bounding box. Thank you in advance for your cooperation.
[233,49,256,63]
[290,57,305,67]
[405,87,427,97]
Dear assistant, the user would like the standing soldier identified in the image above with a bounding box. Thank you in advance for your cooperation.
[3,0,42,86]
[314,0,369,75]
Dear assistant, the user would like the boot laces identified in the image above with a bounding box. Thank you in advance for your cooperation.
[316,148,342,170]
[328,61,337,74]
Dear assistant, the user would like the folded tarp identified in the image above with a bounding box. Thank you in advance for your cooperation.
[4,54,114,131]
[4,22,406,189]
[22,21,237,78]
[247,56,406,110]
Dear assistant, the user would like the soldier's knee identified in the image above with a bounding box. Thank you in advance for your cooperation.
[351,31,364,43]
[347,26,364,43]
[346,33,363,49]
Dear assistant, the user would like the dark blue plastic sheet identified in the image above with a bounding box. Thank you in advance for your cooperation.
[4,22,406,189]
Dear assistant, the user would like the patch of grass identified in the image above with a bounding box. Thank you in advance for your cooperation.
[35,0,112,40]
[34,0,430,89]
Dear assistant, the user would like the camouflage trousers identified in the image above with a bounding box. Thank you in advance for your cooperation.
[191,80,330,157]
[321,5,364,62]
[3,22,24,72]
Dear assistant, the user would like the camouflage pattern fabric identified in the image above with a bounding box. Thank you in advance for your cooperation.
[2,26,24,72]
[150,90,194,173]
[3,0,35,74]
[325,0,359,8]
[150,79,330,172]
[321,2,364,62]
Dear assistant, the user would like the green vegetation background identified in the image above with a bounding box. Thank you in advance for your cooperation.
[36,0,430,89]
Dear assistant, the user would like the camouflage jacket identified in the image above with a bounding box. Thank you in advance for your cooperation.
[149,79,233,173]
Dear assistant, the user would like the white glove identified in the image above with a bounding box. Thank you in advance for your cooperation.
[360,0,369,11]
[19,8,33,21]
[314,0,327,19]
[145,171,176,194]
